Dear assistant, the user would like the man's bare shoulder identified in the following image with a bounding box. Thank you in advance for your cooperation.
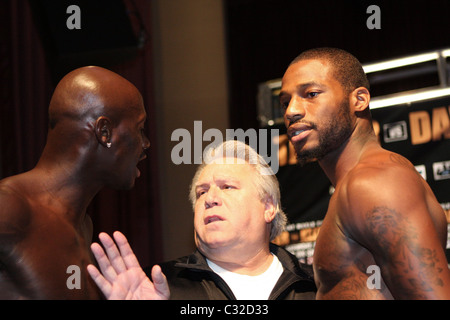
[345,150,422,196]
[337,147,446,240]
[0,177,33,241]
[337,150,429,228]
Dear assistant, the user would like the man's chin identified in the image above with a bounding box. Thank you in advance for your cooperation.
[296,155,317,167]
[196,235,229,252]
[109,179,136,191]
[294,146,319,166]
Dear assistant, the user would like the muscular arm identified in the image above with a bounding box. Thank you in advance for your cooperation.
[364,205,449,298]
[343,165,450,299]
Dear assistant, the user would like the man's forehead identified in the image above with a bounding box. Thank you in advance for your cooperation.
[281,59,336,89]
[285,59,331,78]
[195,173,240,189]
[197,161,253,181]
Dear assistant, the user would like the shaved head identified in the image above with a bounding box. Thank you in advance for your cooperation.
[41,66,147,163]
[48,66,142,129]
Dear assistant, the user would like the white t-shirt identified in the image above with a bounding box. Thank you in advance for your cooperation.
[206,254,284,300]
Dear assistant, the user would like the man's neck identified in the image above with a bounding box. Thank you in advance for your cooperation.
[205,245,274,276]
[28,164,101,226]
[319,128,380,187]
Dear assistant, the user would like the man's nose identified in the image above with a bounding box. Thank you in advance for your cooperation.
[284,97,305,126]
[205,186,222,209]
[142,134,150,150]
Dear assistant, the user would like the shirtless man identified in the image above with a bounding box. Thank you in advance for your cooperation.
[0,66,150,299]
[279,47,450,299]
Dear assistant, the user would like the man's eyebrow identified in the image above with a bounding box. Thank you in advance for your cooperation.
[300,81,326,89]
[195,183,209,190]
[279,81,326,99]
[195,176,240,189]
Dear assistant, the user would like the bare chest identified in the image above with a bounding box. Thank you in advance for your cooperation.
[313,198,393,299]
[1,211,100,299]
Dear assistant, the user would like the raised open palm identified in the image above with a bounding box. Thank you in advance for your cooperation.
[87,231,170,300]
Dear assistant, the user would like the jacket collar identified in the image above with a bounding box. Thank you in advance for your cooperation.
[175,243,313,282]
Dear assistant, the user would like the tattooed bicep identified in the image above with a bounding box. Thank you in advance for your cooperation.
[365,206,445,297]
[365,206,414,249]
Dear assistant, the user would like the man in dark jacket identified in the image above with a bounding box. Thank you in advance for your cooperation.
[155,243,315,300]
[88,140,316,300]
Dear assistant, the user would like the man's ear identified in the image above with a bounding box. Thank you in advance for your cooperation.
[95,116,113,148]
[351,87,370,112]
[264,197,277,224]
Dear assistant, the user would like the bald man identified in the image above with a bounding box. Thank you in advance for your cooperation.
[0,66,150,299]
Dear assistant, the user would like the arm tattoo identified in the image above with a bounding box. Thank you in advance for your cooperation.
[366,206,444,298]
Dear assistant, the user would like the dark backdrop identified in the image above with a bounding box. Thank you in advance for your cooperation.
[224,0,450,130]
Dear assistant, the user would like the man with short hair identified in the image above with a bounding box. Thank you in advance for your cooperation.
[0,66,150,299]
[279,47,450,299]
[87,140,316,300]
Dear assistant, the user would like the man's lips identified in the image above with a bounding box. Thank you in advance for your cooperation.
[287,123,313,142]
[204,215,224,225]
[139,153,147,162]
[136,154,147,178]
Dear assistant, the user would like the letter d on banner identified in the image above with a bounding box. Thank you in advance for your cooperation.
[409,111,431,145]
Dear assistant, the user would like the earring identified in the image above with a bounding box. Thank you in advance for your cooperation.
[106,142,112,148]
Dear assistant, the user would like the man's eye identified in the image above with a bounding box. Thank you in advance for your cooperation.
[307,92,319,98]
[196,190,206,198]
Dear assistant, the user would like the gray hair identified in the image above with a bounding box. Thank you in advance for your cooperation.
[189,140,287,240]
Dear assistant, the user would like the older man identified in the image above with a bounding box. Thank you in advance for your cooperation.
[87,140,316,300]
[0,66,150,299]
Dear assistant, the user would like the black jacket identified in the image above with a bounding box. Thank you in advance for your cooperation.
[146,244,316,300]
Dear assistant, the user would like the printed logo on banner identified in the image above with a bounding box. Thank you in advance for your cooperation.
[383,121,408,143]
[415,164,427,180]
[433,161,450,181]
